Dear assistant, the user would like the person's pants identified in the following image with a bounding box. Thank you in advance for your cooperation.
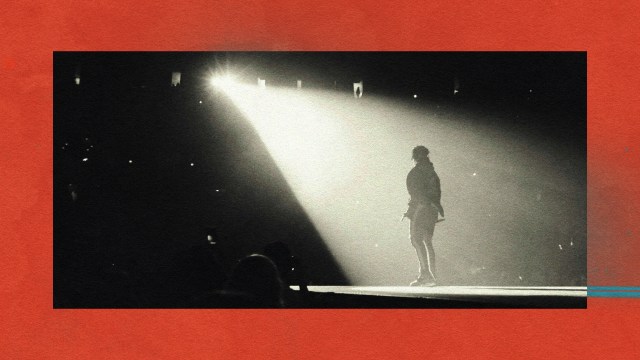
[410,203,438,280]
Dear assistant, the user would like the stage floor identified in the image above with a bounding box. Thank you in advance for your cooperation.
[290,286,587,308]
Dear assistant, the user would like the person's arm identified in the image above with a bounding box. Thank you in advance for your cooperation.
[404,169,418,220]
[432,174,444,217]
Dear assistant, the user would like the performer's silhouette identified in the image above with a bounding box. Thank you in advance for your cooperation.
[404,146,444,286]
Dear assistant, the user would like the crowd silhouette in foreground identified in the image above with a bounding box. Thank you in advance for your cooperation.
[55,176,311,308]
[55,224,310,308]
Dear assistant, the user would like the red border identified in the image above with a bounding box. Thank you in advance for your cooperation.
[2,1,640,358]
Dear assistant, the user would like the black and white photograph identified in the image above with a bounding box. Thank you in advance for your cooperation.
[54,52,586,308]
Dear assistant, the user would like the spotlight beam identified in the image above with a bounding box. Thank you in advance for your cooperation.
[213,82,585,286]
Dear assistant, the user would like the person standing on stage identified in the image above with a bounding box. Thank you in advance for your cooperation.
[404,145,445,286]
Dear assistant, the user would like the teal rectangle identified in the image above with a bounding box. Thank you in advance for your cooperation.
[588,286,640,298]
[588,286,640,291]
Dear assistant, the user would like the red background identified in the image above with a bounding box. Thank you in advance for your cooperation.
[1,1,639,358]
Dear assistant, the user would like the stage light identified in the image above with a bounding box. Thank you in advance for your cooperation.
[210,75,237,89]
[171,72,181,87]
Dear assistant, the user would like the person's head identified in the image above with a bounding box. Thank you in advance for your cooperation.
[412,145,430,163]
[225,254,284,307]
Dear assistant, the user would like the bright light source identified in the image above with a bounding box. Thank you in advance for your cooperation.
[82,158,88,162]
[129,160,133,164]
[413,94,418,98]
[211,75,237,89]
[199,100,202,104]
[190,163,194,167]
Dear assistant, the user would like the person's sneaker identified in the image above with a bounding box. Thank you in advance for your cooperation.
[421,280,437,287]
[410,277,437,286]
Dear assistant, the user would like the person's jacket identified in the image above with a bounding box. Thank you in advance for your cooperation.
[406,159,444,217]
